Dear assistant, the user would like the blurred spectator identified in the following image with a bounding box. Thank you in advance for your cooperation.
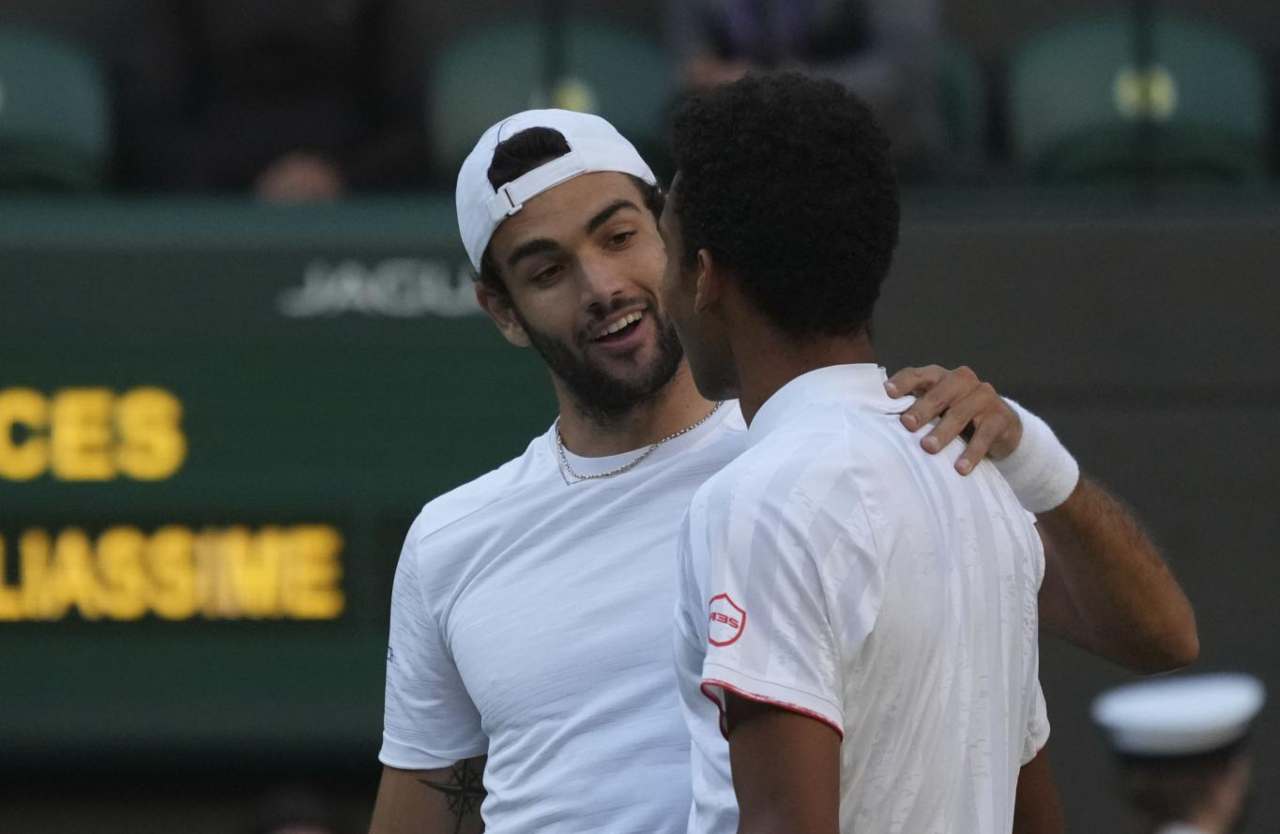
[250,783,343,834]
[113,0,431,200]
[1093,674,1265,834]
[666,0,944,174]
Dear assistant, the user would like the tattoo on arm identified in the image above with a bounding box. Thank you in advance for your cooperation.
[421,760,486,833]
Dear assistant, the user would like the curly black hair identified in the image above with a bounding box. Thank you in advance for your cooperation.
[669,72,899,338]
[478,126,664,297]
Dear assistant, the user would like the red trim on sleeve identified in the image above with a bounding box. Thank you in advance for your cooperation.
[701,678,845,741]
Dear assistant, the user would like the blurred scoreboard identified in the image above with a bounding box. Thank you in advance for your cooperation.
[0,197,554,766]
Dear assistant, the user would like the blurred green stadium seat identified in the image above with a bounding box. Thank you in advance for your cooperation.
[430,18,673,179]
[938,38,987,167]
[0,26,110,190]
[1010,12,1269,183]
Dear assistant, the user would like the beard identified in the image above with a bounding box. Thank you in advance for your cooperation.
[512,301,685,425]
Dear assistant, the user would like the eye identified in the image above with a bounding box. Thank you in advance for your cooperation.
[532,264,563,285]
[607,230,637,249]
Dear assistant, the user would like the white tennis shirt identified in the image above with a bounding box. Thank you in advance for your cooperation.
[674,364,1049,834]
[381,403,747,833]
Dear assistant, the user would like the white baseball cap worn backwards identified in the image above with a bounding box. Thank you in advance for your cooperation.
[455,109,657,272]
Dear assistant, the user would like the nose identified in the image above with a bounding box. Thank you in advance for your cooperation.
[577,252,630,316]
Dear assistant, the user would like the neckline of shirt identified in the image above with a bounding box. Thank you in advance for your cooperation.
[747,363,906,447]
[547,400,740,479]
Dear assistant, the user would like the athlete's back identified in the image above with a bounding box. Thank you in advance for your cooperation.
[677,365,1047,834]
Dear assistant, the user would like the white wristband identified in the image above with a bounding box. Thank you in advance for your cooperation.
[995,399,1080,513]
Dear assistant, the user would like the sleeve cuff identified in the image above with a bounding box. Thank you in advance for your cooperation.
[379,733,487,771]
[1022,720,1051,765]
[701,662,844,741]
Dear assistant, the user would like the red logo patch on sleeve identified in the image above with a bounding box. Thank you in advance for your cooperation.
[708,593,747,647]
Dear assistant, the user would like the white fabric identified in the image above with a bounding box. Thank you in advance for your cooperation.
[1092,673,1265,756]
[381,404,747,833]
[456,108,657,270]
[996,398,1080,513]
[1157,824,1212,834]
[675,364,1049,834]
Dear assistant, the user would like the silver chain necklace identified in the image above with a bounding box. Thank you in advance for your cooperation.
[556,401,725,484]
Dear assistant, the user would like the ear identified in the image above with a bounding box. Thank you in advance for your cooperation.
[475,283,531,348]
[692,248,724,314]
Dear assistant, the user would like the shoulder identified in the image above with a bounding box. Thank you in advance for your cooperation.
[670,400,750,475]
[691,421,853,532]
[401,432,552,560]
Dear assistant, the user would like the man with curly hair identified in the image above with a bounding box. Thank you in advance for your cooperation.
[660,72,1183,834]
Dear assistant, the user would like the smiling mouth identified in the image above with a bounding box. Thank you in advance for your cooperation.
[591,310,645,343]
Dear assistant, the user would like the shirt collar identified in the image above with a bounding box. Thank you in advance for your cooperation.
[747,364,903,447]
[548,396,736,478]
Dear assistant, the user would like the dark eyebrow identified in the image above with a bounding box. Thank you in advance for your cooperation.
[586,199,641,234]
[506,238,561,270]
[506,199,641,270]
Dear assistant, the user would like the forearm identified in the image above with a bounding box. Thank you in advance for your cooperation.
[1037,477,1198,672]
[738,812,825,834]
[1013,747,1065,834]
[369,759,487,834]
[880,374,1198,671]
[728,696,840,834]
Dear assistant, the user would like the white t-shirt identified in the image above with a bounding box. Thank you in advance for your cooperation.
[381,403,747,833]
[675,364,1049,834]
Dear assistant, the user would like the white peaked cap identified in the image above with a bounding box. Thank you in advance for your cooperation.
[455,109,657,271]
[1092,673,1266,757]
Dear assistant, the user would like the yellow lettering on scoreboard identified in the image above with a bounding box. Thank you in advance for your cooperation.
[0,388,48,481]
[20,529,52,618]
[0,387,187,482]
[283,526,346,620]
[116,388,187,480]
[47,528,102,619]
[50,388,116,480]
[97,527,149,620]
[0,535,19,620]
[0,525,345,622]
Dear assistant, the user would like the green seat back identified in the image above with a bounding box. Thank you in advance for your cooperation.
[1010,13,1268,183]
[0,26,110,190]
[431,19,673,179]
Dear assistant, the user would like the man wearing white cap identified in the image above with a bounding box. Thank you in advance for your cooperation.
[1094,674,1265,834]
[367,105,1197,834]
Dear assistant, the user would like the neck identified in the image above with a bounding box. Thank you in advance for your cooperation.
[554,361,717,456]
[731,318,876,425]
